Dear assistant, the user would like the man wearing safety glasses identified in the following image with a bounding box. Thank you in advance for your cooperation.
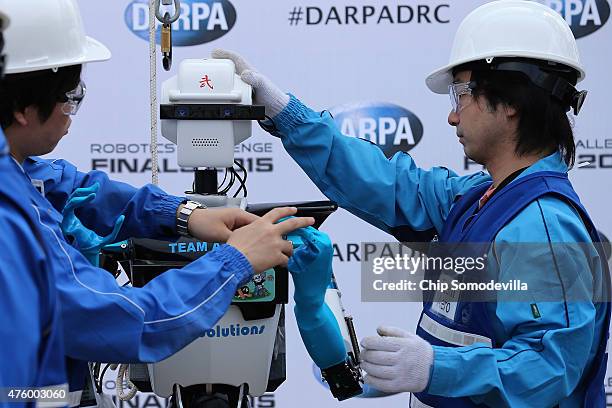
[215,0,609,406]
[0,0,314,403]
[0,8,72,398]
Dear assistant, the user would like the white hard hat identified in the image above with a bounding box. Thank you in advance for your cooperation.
[426,0,585,94]
[0,0,110,74]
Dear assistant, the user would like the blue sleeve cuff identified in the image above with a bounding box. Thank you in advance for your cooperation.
[271,94,316,135]
[213,244,254,285]
[154,194,185,235]
[427,346,463,396]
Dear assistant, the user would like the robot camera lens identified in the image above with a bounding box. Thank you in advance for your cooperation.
[222,107,234,118]
[176,107,189,117]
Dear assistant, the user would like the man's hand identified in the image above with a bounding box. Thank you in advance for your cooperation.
[211,49,290,118]
[360,326,434,393]
[184,207,258,243]
[227,207,315,273]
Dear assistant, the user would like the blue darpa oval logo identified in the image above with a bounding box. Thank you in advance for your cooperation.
[125,0,237,46]
[537,0,610,38]
[331,102,424,158]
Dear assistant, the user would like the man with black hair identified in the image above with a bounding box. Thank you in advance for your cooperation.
[0,8,71,395]
[215,0,610,406]
[0,0,313,402]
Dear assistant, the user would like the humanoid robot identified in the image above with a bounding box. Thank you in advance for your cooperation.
[94,59,363,407]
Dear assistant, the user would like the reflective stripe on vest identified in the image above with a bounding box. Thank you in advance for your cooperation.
[419,313,492,347]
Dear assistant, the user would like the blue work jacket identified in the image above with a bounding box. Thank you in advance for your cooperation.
[2,151,252,400]
[0,130,68,407]
[269,95,610,407]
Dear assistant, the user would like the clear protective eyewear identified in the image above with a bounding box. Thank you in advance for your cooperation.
[61,80,86,116]
[449,81,475,113]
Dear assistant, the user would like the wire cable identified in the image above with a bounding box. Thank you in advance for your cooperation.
[149,0,159,185]
[116,364,138,401]
[233,160,248,198]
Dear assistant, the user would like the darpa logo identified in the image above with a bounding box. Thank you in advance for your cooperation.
[125,0,237,46]
[536,0,610,38]
[331,102,424,158]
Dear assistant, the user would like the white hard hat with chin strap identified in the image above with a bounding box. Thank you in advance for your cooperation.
[426,0,588,115]
[0,0,111,75]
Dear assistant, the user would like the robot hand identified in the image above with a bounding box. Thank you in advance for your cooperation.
[61,182,125,266]
[211,49,290,118]
[360,326,433,393]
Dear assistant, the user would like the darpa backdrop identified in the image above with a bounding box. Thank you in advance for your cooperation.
[51,1,612,407]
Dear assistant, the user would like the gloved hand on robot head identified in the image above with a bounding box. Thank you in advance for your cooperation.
[211,49,290,119]
[360,326,434,394]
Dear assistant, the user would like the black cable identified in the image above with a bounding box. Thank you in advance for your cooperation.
[219,167,235,195]
[217,168,229,192]
[230,168,242,198]
[234,160,247,194]
[232,161,248,198]
[97,364,112,394]
[236,158,248,186]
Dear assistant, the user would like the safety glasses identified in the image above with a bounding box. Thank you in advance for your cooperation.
[61,80,86,116]
[449,81,476,113]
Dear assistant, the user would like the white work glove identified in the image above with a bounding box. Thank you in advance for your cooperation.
[360,326,434,393]
[211,49,290,118]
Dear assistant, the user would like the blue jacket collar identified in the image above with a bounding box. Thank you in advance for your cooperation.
[515,151,567,180]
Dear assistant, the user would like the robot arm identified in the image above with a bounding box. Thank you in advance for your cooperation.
[287,227,362,400]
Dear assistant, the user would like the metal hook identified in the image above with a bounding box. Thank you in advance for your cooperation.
[161,12,173,71]
[154,0,181,24]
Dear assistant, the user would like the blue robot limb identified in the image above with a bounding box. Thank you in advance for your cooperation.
[286,226,362,400]
[286,227,346,369]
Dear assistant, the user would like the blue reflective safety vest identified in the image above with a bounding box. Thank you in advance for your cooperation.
[412,171,610,408]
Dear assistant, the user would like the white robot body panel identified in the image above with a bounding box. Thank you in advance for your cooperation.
[324,289,353,353]
[177,120,234,168]
[148,304,282,397]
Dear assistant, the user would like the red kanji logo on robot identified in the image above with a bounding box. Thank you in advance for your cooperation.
[199,75,214,89]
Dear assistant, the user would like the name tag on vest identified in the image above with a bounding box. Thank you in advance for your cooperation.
[431,276,460,320]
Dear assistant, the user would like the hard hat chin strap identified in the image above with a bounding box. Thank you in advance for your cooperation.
[492,61,587,115]
[473,60,587,115]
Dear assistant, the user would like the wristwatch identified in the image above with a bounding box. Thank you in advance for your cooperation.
[176,200,205,236]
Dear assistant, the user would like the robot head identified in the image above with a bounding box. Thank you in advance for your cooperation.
[160,59,264,169]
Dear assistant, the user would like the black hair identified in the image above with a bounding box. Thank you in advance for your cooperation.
[454,58,577,168]
[0,64,82,129]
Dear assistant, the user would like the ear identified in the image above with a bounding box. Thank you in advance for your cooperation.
[503,104,518,119]
[13,110,28,127]
[13,106,37,127]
